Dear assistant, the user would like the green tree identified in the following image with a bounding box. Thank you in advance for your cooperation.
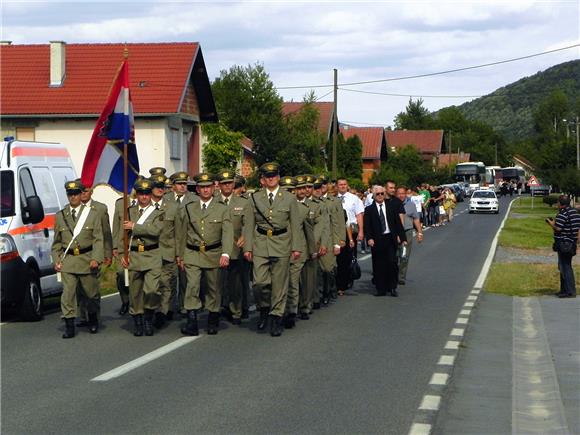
[201,123,243,174]
[211,63,286,165]
[326,133,363,181]
[394,98,435,130]
[370,145,430,187]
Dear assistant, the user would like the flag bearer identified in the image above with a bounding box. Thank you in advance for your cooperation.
[178,173,233,336]
[120,179,164,337]
[52,180,104,339]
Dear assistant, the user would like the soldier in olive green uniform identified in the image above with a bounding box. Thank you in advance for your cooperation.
[165,171,197,316]
[217,169,251,324]
[112,192,136,315]
[149,173,179,329]
[119,179,164,337]
[52,181,104,338]
[178,173,233,336]
[243,163,302,337]
[318,176,346,300]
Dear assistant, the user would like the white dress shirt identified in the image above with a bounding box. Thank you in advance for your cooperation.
[337,191,364,225]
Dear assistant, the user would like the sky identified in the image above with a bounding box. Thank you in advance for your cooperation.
[2,0,579,128]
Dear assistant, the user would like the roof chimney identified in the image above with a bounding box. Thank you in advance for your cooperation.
[49,41,66,87]
[0,41,12,45]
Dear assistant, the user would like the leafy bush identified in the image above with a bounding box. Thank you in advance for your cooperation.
[542,195,559,207]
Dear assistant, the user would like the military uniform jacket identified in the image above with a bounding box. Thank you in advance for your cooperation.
[88,199,113,259]
[306,198,329,253]
[154,199,178,262]
[244,188,302,257]
[112,196,136,251]
[178,199,234,268]
[224,195,251,260]
[118,205,164,272]
[324,195,346,246]
[164,191,197,207]
[293,200,314,261]
[51,204,104,274]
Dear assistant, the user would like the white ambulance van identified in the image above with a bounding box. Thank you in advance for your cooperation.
[1,138,77,320]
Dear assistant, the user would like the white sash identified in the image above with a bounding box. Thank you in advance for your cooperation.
[57,205,91,282]
[124,204,155,286]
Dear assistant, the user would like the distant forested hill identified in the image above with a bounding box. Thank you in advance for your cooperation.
[451,60,580,141]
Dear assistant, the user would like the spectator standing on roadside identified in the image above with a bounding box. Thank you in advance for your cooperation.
[336,178,364,256]
[396,187,423,285]
[547,195,580,298]
[418,184,431,228]
[443,188,457,222]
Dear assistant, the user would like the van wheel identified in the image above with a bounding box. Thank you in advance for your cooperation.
[20,269,43,321]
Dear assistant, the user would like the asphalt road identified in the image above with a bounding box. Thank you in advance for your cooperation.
[1,197,511,435]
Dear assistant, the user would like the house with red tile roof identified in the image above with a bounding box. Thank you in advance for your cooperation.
[240,136,256,177]
[282,101,336,143]
[436,152,471,168]
[385,130,445,163]
[340,126,387,184]
[0,41,218,180]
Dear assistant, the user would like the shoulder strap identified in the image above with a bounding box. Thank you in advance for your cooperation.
[251,193,275,229]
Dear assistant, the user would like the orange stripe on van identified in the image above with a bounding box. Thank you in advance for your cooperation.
[8,214,56,236]
[11,147,69,158]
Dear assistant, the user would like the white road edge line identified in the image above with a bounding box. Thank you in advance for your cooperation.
[429,373,449,385]
[102,292,120,299]
[91,336,201,382]
[473,198,518,289]
[419,395,441,411]
[409,423,432,435]
[444,340,460,350]
[459,309,471,316]
[438,355,455,366]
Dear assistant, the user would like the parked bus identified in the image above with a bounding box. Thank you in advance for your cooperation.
[455,162,486,193]
[499,166,526,191]
[485,166,502,189]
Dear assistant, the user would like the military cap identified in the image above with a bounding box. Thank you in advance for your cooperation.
[234,175,246,188]
[280,176,297,190]
[304,174,315,186]
[73,178,89,190]
[318,174,330,185]
[313,178,323,189]
[194,172,214,187]
[259,162,280,177]
[164,178,173,188]
[149,167,167,176]
[170,171,189,184]
[150,174,167,188]
[295,175,309,188]
[65,180,83,194]
[134,178,153,194]
[217,169,235,184]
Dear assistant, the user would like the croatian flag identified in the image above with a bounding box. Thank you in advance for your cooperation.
[81,60,139,192]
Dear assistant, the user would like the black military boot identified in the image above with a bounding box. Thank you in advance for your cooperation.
[283,313,296,329]
[62,318,75,339]
[119,302,129,315]
[207,312,219,335]
[270,315,283,337]
[88,312,99,334]
[144,310,155,336]
[257,308,269,331]
[133,314,144,337]
[154,312,166,329]
[181,310,199,336]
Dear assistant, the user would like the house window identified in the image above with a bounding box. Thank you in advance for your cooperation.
[16,127,35,141]
[170,127,181,160]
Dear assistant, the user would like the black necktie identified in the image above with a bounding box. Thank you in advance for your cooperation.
[379,204,386,233]
[139,208,144,217]
[71,209,76,222]
[202,203,207,211]
[155,203,160,210]
[339,195,345,203]
[268,193,274,205]
[224,198,229,206]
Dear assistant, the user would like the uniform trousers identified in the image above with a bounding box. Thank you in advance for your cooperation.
[128,268,161,315]
[253,255,290,318]
[287,256,307,315]
[159,259,177,315]
[336,244,353,291]
[184,264,221,313]
[225,258,245,319]
[371,233,399,294]
[300,257,318,313]
[61,271,100,318]
[398,229,414,281]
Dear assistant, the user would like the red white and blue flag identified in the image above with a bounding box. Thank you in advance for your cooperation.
[81,60,139,192]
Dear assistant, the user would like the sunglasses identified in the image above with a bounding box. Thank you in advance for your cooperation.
[375,192,386,196]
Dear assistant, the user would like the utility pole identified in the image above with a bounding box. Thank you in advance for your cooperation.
[332,68,338,181]
[495,142,498,166]
[576,116,579,170]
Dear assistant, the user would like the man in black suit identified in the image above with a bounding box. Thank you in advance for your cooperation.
[364,185,407,297]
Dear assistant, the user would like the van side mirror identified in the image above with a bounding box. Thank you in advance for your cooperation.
[23,195,45,225]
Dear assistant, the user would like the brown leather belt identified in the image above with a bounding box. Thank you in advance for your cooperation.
[130,243,159,252]
[64,246,92,256]
[257,227,287,236]
[186,242,221,252]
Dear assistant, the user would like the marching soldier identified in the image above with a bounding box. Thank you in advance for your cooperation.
[76,180,112,329]
[178,173,233,336]
[52,180,104,338]
[318,176,346,301]
[298,175,327,317]
[283,176,313,328]
[112,191,137,315]
[149,173,179,328]
[234,175,251,317]
[119,178,164,337]
[243,162,302,337]
[217,169,251,325]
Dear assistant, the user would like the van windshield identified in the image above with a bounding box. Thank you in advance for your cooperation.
[1,170,15,217]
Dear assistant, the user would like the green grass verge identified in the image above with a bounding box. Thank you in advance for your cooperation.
[510,196,557,216]
[485,263,580,297]
[498,217,554,249]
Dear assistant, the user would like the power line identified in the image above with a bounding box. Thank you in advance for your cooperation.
[339,88,482,99]
[341,120,390,127]
[275,43,580,90]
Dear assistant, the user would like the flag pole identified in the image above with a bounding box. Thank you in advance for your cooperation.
[122,47,130,287]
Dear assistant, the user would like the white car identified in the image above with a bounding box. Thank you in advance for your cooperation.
[469,190,499,214]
